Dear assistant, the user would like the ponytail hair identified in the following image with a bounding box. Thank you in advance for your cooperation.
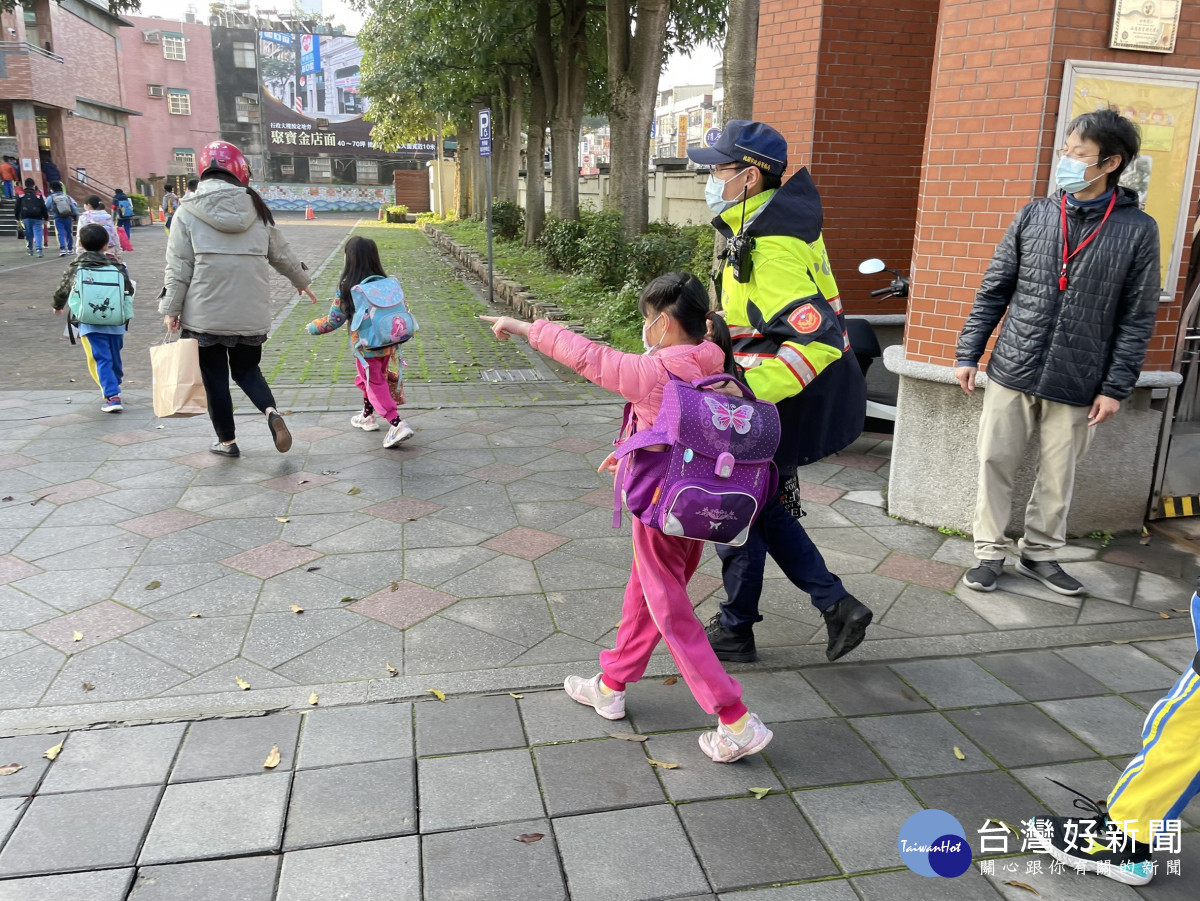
[638,271,739,377]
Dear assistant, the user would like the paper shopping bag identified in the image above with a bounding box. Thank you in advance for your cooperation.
[150,336,207,417]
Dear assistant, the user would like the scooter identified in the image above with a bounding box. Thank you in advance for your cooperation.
[845,258,909,426]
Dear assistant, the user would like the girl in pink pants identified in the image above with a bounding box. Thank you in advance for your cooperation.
[483,273,772,763]
[308,237,413,448]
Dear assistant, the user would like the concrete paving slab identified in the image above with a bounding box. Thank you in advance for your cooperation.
[534,737,665,816]
[0,868,135,901]
[170,714,301,782]
[762,719,893,789]
[853,711,994,777]
[126,856,281,901]
[422,818,566,901]
[1036,696,1150,756]
[282,758,416,849]
[37,722,185,793]
[417,748,543,832]
[275,836,420,901]
[794,780,924,874]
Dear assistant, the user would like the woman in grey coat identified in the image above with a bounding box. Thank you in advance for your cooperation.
[159,141,316,457]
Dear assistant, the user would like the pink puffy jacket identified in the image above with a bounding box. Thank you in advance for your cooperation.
[528,320,727,428]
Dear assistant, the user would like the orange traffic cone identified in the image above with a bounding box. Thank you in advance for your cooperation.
[305,205,316,220]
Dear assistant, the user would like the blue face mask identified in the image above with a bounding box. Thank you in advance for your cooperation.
[706,173,741,215]
[1056,155,1107,194]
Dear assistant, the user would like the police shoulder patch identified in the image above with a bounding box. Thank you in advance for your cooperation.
[787,303,822,335]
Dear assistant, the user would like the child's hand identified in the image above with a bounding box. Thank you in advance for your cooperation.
[597,452,619,476]
[300,287,318,304]
[480,315,530,340]
[53,309,63,316]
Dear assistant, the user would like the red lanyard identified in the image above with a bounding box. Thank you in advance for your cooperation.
[1059,191,1117,291]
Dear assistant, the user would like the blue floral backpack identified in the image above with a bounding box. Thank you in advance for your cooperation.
[349,275,418,354]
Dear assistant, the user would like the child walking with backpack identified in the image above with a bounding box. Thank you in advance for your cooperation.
[483,272,777,763]
[308,236,415,448]
[47,182,79,256]
[52,224,134,413]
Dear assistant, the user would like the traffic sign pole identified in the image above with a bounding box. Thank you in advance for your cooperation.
[478,108,494,305]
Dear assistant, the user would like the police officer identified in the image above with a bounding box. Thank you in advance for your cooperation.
[689,120,873,663]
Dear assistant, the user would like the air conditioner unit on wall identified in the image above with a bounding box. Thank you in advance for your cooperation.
[143,30,160,43]
[148,85,165,98]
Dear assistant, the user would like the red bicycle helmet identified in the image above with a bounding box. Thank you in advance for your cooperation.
[198,141,251,186]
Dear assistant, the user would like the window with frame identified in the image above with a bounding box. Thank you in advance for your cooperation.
[163,33,186,61]
[356,159,379,184]
[173,149,196,173]
[308,157,332,181]
[235,95,260,123]
[233,41,256,68]
[168,90,191,116]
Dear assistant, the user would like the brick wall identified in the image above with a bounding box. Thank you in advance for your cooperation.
[65,115,132,197]
[907,0,1200,370]
[755,0,939,314]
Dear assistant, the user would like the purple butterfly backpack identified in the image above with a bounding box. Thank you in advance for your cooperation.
[612,374,780,546]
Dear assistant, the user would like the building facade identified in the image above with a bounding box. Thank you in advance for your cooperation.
[654,79,721,162]
[0,0,136,199]
[121,15,221,200]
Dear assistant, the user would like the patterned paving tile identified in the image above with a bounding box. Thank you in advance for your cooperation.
[173,452,227,470]
[686,572,723,604]
[30,479,115,505]
[118,509,210,539]
[220,541,322,579]
[28,600,152,652]
[797,481,845,506]
[259,472,338,493]
[362,497,444,523]
[39,413,89,426]
[351,582,457,629]
[549,437,608,454]
[291,427,341,443]
[97,430,163,446]
[0,454,37,471]
[466,463,530,484]
[576,487,615,507]
[459,421,510,435]
[0,554,43,584]
[875,552,964,592]
[828,452,888,472]
[482,527,569,561]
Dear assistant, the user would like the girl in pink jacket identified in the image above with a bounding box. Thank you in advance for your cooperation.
[483,272,773,763]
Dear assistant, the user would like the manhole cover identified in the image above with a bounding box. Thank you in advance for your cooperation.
[480,369,546,383]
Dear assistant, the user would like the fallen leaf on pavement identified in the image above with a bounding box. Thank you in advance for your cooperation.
[1003,881,1040,896]
[321,470,339,475]
[1173,608,1189,613]
[0,763,23,777]
[189,611,201,618]
[309,693,319,706]
[662,676,677,685]
[235,677,251,691]
[749,787,771,799]
[263,745,281,769]
[386,663,398,677]
[44,740,64,761]
[298,479,309,485]
[82,682,94,692]
[509,692,523,699]
[306,567,321,572]
[427,688,446,701]
[390,581,399,591]
[275,517,290,523]
[72,631,83,642]
[1160,612,1171,619]
[340,596,355,603]
[608,732,647,742]
[953,746,966,760]
[514,833,544,843]
[647,759,679,769]
[985,818,1022,839]
[145,580,161,590]
[1,496,13,502]
[290,604,304,614]
[347,487,362,495]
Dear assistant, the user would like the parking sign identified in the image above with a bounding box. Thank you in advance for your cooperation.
[478,108,492,158]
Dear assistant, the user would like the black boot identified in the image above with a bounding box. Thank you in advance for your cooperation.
[705,614,757,663]
[821,594,873,662]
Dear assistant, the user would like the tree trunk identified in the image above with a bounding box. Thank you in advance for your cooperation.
[494,70,524,204]
[525,67,548,243]
[606,0,672,239]
[534,0,588,221]
[722,0,759,122]
[457,110,476,219]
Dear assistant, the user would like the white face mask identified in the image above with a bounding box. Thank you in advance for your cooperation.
[642,313,665,355]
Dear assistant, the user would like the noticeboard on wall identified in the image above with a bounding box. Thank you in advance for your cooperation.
[1056,60,1200,298]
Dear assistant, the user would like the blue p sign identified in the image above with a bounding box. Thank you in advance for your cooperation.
[478,108,492,158]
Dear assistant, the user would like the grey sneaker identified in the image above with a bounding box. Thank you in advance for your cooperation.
[963,558,1004,591]
[698,713,773,763]
[1016,558,1083,596]
[564,673,626,720]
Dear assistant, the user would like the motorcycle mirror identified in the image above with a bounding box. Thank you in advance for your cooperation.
[858,258,886,275]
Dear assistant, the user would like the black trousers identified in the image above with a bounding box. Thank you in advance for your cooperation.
[197,342,276,443]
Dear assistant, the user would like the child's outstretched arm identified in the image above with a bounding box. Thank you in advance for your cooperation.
[482,315,661,405]
[307,301,347,335]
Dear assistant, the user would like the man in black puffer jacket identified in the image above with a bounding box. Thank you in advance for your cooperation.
[955,110,1159,597]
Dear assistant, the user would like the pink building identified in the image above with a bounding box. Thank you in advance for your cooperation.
[121,15,220,201]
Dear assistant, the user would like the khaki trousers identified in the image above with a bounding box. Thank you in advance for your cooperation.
[973,381,1096,561]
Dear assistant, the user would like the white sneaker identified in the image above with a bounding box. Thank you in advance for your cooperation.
[698,713,773,763]
[564,673,626,720]
[350,412,380,431]
[383,421,415,448]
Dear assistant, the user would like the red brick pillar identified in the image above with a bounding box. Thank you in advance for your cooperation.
[888,0,1200,535]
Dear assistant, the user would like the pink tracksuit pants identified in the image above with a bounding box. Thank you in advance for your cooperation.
[600,519,747,724]
[355,354,398,424]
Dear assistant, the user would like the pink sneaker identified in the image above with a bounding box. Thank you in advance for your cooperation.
[563,673,626,720]
[698,713,773,763]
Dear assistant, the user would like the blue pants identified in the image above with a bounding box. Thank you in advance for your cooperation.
[23,218,43,252]
[81,332,124,398]
[119,219,131,239]
[2,180,13,200]
[54,218,74,252]
[715,495,846,631]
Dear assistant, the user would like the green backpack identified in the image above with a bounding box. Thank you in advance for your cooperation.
[68,264,131,326]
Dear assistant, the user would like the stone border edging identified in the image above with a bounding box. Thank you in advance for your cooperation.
[883,344,1183,388]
